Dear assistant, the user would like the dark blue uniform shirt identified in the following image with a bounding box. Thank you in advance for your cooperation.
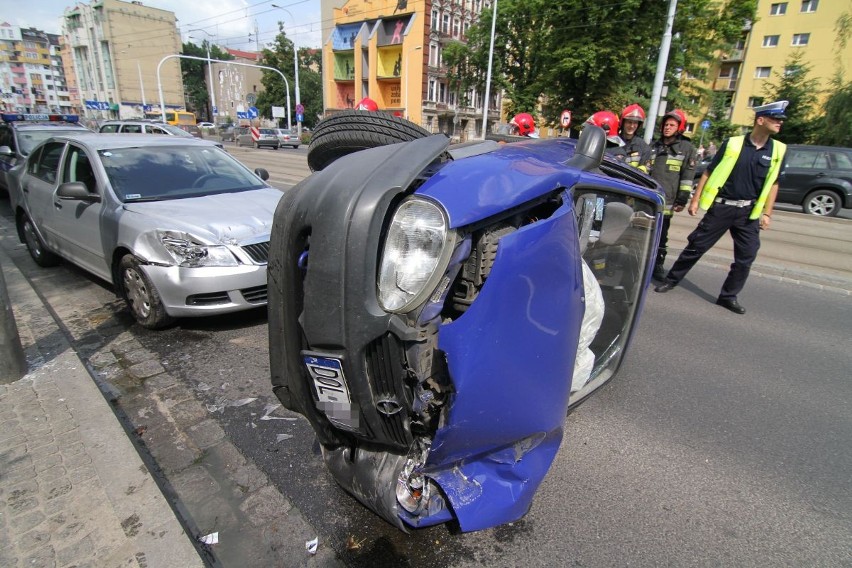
[706,135,777,201]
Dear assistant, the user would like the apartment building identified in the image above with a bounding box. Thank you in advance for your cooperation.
[212,48,265,124]
[0,24,74,115]
[321,0,501,140]
[710,0,852,128]
[62,0,184,120]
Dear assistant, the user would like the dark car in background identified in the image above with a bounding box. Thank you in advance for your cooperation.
[776,145,852,217]
[0,113,89,194]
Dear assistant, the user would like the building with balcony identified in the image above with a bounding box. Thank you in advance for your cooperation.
[0,24,74,114]
[62,0,184,120]
[707,0,852,128]
[321,0,501,140]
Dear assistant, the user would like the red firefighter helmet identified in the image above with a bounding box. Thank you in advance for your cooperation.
[620,103,646,124]
[356,97,379,111]
[585,110,621,144]
[509,113,536,136]
[661,108,687,133]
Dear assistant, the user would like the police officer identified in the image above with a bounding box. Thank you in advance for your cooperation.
[654,101,789,314]
[614,104,652,172]
[649,109,697,281]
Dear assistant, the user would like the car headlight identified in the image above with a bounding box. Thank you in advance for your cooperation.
[378,198,452,313]
[158,231,239,267]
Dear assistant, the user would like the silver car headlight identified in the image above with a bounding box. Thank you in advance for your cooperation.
[378,198,453,313]
[158,231,239,267]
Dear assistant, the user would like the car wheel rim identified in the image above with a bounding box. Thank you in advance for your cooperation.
[808,195,835,215]
[23,221,42,259]
[123,266,151,319]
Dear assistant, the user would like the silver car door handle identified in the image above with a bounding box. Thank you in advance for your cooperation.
[54,201,62,209]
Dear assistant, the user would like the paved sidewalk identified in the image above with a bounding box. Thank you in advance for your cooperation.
[0,245,206,567]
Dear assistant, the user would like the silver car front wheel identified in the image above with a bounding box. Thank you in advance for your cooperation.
[119,255,173,329]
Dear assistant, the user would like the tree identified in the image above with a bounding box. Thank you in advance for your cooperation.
[811,8,852,147]
[461,0,757,131]
[256,26,323,129]
[702,91,739,145]
[180,42,233,121]
[762,51,820,144]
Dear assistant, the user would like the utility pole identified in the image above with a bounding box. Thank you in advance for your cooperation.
[0,265,27,383]
[481,0,498,139]
[644,0,678,143]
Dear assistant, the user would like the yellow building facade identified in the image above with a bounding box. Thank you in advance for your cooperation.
[718,0,852,127]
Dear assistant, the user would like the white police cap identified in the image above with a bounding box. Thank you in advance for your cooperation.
[754,100,788,119]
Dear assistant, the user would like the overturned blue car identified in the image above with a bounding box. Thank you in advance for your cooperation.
[268,113,664,533]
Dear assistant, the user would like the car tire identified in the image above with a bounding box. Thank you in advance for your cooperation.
[19,214,60,267]
[803,189,842,217]
[307,110,431,171]
[118,254,174,329]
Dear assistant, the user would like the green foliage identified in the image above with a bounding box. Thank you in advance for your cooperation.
[257,26,323,129]
[703,91,739,144]
[762,51,821,144]
[442,41,474,107]
[461,0,757,131]
[180,42,233,121]
[811,76,852,147]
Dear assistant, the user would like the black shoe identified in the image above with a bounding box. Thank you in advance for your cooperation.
[652,265,667,281]
[716,297,746,314]
[654,281,676,293]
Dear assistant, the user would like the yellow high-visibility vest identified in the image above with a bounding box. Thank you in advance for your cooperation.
[698,135,786,220]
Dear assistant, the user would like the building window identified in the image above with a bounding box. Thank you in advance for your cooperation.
[755,66,771,78]
[801,0,818,13]
[791,33,810,46]
[770,2,787,15]
[431,9,438,30]
[453,17,460,38]
[748,97,764,108]
[762,35,779,47]
[428,79,436,101]
[442,13,450,34]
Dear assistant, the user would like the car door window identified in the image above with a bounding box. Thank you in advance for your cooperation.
[812,153,829,169]
[62,145,97,193]
[100,124,119,133]
[146,125,167,135]
[29,141,65,184]
[788,150,818,169]
[831,151,852,170]
[122,124,142,134]
[0,126,15,151]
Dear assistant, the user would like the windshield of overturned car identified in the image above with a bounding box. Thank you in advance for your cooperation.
[99,146,266,202]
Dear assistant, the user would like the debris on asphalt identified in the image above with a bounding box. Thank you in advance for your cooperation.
[306,536,318,555]
[276,434,293,442]
[199,532,219,545]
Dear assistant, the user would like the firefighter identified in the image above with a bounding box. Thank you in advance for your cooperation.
[648,108,697,281]
[509,113,539,138]
[615,103,652,172]
[654,101,789,315]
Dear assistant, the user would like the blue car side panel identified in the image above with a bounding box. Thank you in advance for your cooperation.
[423,201,585,531]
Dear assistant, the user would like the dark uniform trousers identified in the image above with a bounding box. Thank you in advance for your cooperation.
[666,204,761,300]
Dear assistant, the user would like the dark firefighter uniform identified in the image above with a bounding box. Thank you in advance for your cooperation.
[611,134,653,172]
[649,135,697,276]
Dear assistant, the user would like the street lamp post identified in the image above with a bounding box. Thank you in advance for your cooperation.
[481,0,498,139]
[404,45,422,119]
[188,29,217,122]
[271,4,301,137]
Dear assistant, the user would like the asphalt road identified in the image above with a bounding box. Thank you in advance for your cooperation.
[3,143,851,566]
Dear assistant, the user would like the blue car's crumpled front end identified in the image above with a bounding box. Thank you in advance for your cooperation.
[268,130,664,532]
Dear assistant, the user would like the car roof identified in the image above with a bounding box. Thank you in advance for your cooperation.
[788,144,852,151]
[32,132,221,151]
[6,121,88,131]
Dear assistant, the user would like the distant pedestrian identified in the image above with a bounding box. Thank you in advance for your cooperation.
[654,101,789,315]
[648,109,697,281]
[707,141,717,159]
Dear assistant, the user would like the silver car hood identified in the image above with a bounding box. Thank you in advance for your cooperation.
[122,187,283,244]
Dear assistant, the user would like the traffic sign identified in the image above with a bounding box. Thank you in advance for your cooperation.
[560,109,572,129]
[248,106,259,119]
[701,119,711,130]
[213,105,218,116]
[250,126,260,142]
[296,113,304,123]
[236,111,248,119]
[296,103,304,115]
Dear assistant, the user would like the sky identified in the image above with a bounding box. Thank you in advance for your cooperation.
[1,0,323,50]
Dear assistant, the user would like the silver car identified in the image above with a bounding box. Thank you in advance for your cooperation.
[11,133,283,329]
[274,128,301,149]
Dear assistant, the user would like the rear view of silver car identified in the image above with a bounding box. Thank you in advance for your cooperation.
[11,134,283,328]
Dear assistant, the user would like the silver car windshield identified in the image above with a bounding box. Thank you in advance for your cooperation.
[98,145,266,202]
